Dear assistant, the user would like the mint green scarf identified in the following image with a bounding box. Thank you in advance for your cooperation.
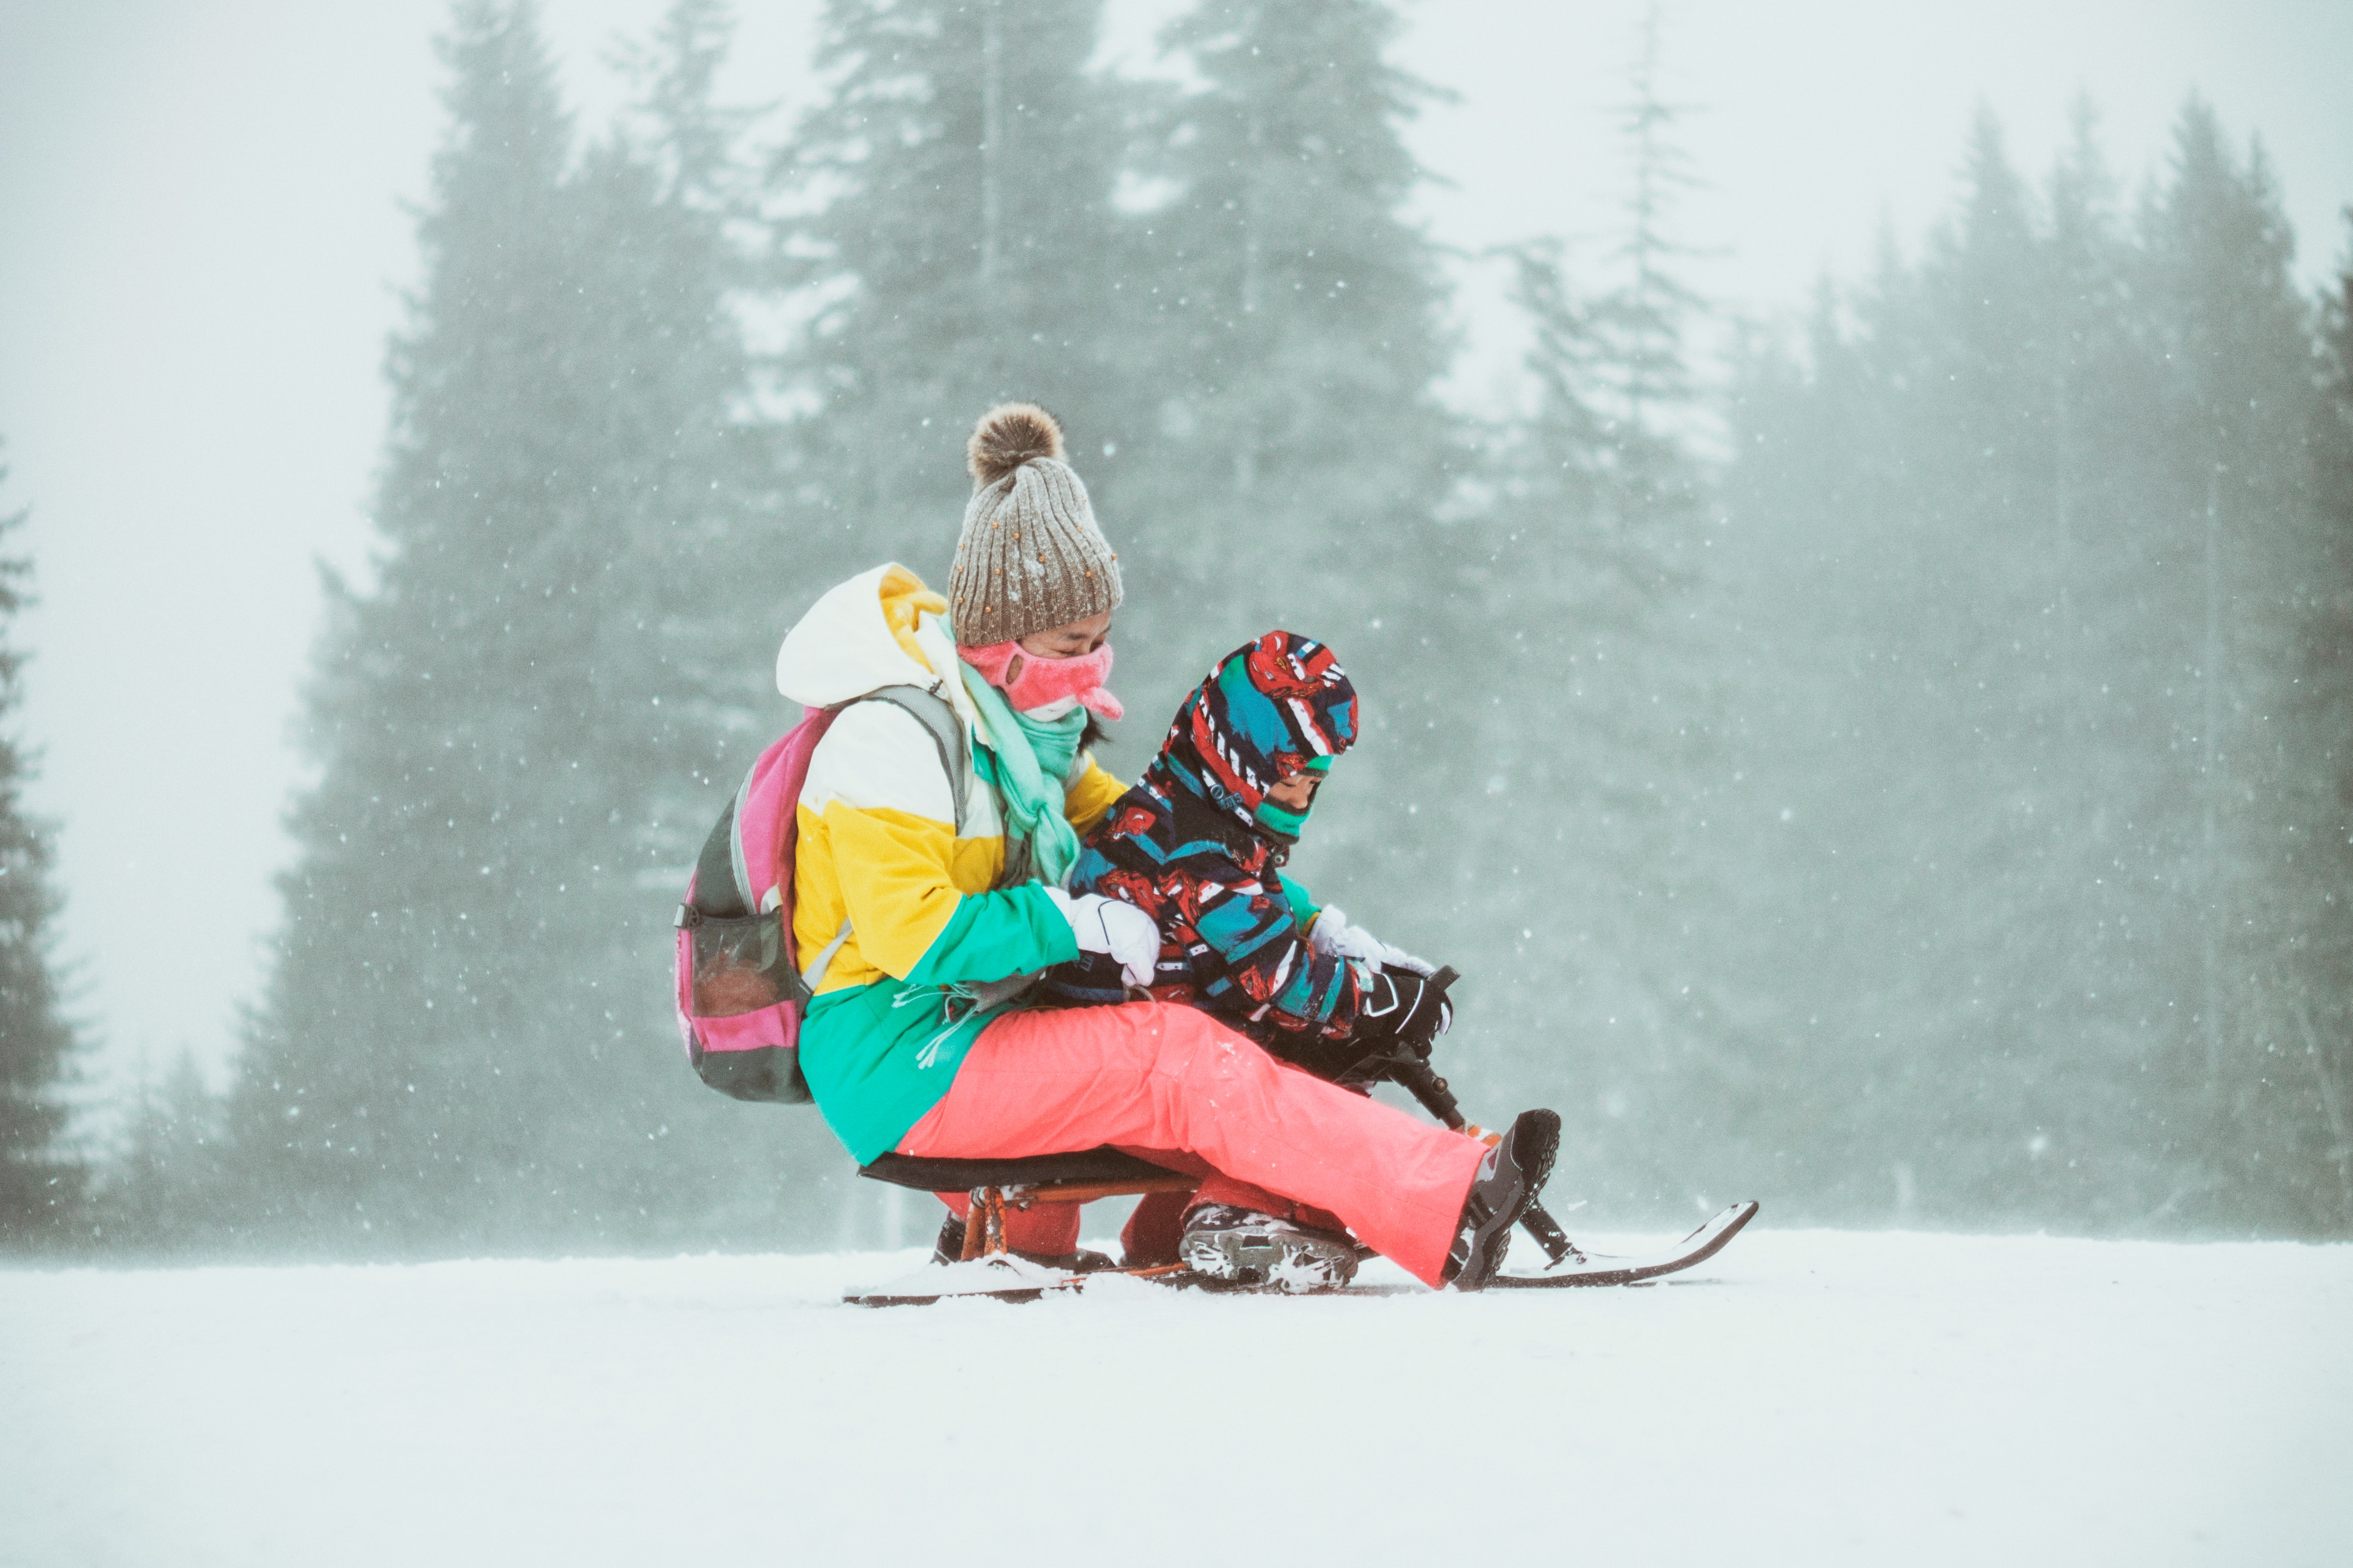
[959,664,1085,887]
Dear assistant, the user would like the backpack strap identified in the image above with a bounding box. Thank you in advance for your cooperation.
[851,683,973,837]
[800,917,856,994]
[692,793,749,918]
[790,682,974,998]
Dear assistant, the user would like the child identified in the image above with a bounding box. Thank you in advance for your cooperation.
[1054,630,1460,1285]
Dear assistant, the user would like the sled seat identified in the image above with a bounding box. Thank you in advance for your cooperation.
[858,1148,1200,1261]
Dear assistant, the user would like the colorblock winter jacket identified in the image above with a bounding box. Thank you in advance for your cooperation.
[777,563,1126,1162]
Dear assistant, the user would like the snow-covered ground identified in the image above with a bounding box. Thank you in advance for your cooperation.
[4,1226,2348,1567]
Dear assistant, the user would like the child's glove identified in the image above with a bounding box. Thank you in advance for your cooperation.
[1309,906,1438,978]
[1043,890,1160,988]
[1317,968,1457,1089]
[1363,968,1453,1050]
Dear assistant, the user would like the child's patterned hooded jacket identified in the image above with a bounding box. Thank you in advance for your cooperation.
[1061,632,1367,1049]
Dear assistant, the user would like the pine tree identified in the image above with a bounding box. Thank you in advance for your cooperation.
[106,1048,222,1250]
[222,0,584,1246]
[1109,0,1461,976]
[2044,96,2136,714]
[2285,212,2353,1228]
[1467,8,1740,1211]
[1890,113,2085,1209]
[223,1,815,1252]
[1124,0,1452,628]
[528,0,851,1245]
[773,0,1140,584]
[2132,100,2322,1226]
[0,448,81,1245]
[1591,4,1708,463]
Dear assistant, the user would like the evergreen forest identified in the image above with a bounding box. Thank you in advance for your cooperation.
[12,0,2351,1256]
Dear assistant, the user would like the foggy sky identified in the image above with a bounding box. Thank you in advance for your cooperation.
[0,0,2346,1121]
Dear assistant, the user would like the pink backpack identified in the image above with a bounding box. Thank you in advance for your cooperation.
[673,684,969,1103]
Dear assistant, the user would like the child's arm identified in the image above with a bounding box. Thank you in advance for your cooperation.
[1196,875,1366,1038]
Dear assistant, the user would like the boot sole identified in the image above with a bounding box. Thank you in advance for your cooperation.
[1178,1228,1360,1293]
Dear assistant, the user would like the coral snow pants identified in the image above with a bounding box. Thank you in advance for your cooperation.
[900,1000,1486,1286]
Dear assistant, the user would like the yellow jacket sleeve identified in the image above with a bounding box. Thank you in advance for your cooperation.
[1064,756,1128,835]
[816,803,964,982]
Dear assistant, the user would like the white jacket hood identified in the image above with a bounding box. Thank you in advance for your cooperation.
[775,563,979,726]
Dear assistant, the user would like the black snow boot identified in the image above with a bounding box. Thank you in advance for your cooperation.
[1442,1109,1562,1291]
[1179,1204,1361,1292]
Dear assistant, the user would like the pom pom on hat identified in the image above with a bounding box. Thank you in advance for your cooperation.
[967,402,1065,487]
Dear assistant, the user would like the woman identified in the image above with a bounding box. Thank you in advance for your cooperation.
[777,404,1556,1290]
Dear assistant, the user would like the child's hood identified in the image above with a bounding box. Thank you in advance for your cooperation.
[1153,631,1358,830]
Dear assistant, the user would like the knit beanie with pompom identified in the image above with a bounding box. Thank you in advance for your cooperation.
[947,403,1123,647]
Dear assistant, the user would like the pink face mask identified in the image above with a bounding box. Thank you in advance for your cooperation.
[960,640,1124,720]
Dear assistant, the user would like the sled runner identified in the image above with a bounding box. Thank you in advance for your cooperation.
[1483,1199,1758,1289]
[841,1144,1759,1306]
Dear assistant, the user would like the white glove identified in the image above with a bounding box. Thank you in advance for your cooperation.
[1308,905,1437,978]
[1308,904,1375,964]
[1043,889,1160,989]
